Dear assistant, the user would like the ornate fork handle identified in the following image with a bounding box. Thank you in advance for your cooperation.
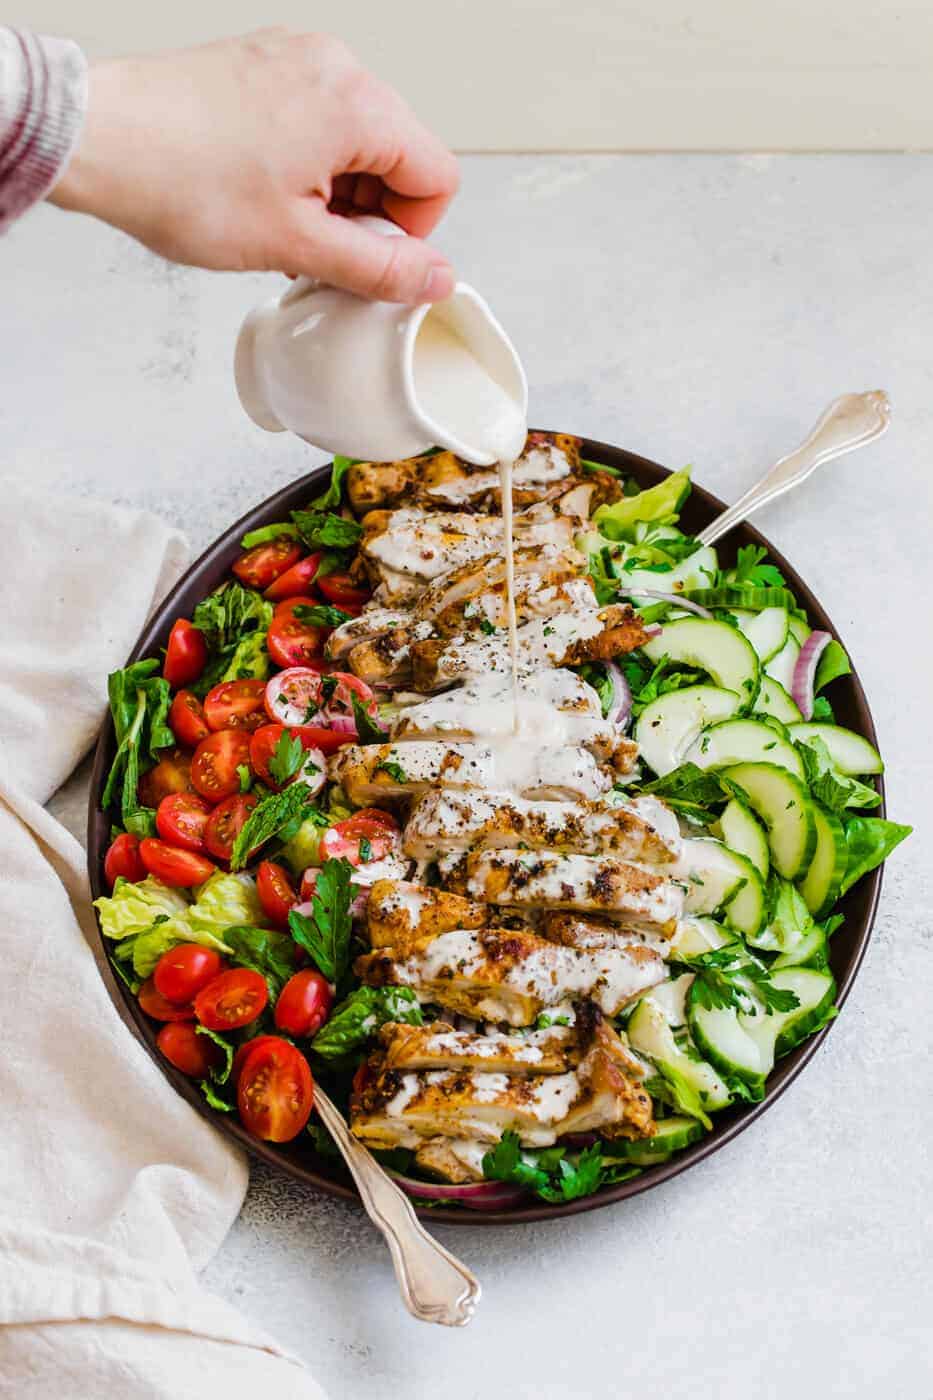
[314,1087,481,1327]
[697,390,891,547]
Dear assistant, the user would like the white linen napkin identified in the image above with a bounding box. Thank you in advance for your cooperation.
[0,488,325,1399]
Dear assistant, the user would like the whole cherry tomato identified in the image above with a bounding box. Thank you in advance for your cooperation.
[153,944,225,1005]
[104,832,146,887]
[256,860,298,927]
[157,1022,223,1078]
[163,619,207,688]
[274,970,334,1038]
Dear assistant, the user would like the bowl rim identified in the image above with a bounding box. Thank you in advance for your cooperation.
[86,434,884,1226]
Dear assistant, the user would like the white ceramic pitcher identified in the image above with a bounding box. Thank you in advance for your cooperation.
[234,216,527,466]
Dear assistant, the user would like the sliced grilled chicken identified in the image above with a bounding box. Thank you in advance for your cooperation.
[355,925,665,1025]
[439,849,685,931]
[331,740,612,806]
[350,1007,655,1149]
[365,878,487,952]
[324,607,419,662]
[410,545,584,626]
[403,788,682,864]
[414,1138,489,1184]
[343,621,437,690]
[433,573,596,639]
[410,603,649,691]
[345,433,581,514]
[360,504,580,599]
[541,911,673,957]
[377,1020,579,1075]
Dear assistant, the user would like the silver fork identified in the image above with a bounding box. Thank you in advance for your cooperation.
[697,390,891,547]
[314,1086,481,1327]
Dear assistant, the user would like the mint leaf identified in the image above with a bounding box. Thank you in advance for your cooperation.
[229,783,312,870]
[291,508,362,551]
[240,523,299,549]
[293,602,352,628]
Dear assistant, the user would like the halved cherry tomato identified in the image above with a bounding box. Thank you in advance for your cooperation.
[138,976,195,1022]
[169,689,211,747]
[139,838,217,887]
[195,968,269,1031]
[264,552,322,602]
[237,1036,314,1142]
[203,679,267,733]
[249,723,328,787]
[317,572,371,609]
[267,598,325,669]
[274,970,334,1038]
[232,538,303,590]
[319,815,401,867]
[163,619,207,688]
[256,860,298,927]
[157,1021,223,1077]
[138,748,193,808]
[231,1033,281,1086]
[190,730,252,802]
[264,667,324,726]
[104,832,146,887]
[204,792,258,862]
[154,943,226,1005]
[350,808,400,831]
[155,792,211,852]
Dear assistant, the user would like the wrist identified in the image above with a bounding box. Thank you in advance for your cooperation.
[48,59,121,217]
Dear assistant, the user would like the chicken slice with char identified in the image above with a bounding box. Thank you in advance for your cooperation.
[350,1005,655,1150]
[365,878,487,952]
[439,848,685,932]
[410,603,649,692]
[355,924,665,1026]
[403,787,682,864]
[377,1020,579,1075]
[541,911,673,958]
[330,740,612,807]
[410,545,584,626]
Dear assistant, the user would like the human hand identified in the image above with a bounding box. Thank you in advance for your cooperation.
[49,29,460,302]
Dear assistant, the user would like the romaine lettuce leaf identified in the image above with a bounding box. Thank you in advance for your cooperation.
[102,660,174,828]
[592,467,691,542]
[94,876,190,939]
[311,985,422,1060]
[839,817,912,895]
[188,871,265,934]
[223,925,297,996]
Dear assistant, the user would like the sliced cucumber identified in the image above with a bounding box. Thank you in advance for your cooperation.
[773,922,828,969]
[620,544,719,601]
[687,967,836,1093]
[787,614,811,646]
[634,684,742,777]
[677,837,766,937]
[641,618,760,709]
[718,797,770,879]
[788,723,883,776]
[720,762,816,880]
[613,1115,704,1162]
[669,915,731,958]
[737,606,789,663]
[798,803,847,917]
[684,718,805,780]
[626,997,732,1126]
[648,973,694,1027]
[764,634,801,692]
[754,676,803,724]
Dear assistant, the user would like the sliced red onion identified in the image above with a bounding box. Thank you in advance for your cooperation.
[791,630,831,720]
[560,1132,598,1149]
[388,1171,527,1210]
[322,708,389,736]
[617,587,713,619]
[643,624,663,638]
[602,660,632,728]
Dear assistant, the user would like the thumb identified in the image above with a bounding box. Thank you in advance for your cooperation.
[285,206,456,303]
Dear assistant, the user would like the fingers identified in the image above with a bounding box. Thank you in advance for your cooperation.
[284,203,456,303]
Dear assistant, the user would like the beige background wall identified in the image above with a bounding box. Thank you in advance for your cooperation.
[15,1,933,151]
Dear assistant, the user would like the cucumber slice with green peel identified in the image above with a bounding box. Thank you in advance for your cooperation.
[717,797,770,879]
[612,1116,704,1162]
[788,723,883,776]
[754,676,803,724]
[641,618,760,709]
[684,718,805,780]
[619,544,719,601]
[626,997,732,1125]
[773,923,829,969]
[647,973,694,1027]
[797,803,847,917]
[720,762,816,880]
[634,684,742,777]
[677,837,766,936]
[669,916,731,958]
[764,634,801,691]
[787,614,811,646]
[687,967,836,1092]
[736,606,789,663]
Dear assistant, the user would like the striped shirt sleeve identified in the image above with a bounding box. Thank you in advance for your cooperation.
[0,27,87,232]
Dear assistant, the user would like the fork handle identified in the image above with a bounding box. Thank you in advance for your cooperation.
[314,1087,481,1327]
[696,390,891,547]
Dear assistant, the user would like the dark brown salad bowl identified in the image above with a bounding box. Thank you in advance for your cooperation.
[86,435,884,1225]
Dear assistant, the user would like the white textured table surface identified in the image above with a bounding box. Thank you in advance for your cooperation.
[5,156,931,1400]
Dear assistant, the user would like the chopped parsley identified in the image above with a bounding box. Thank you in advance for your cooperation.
[376,759,408,784]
